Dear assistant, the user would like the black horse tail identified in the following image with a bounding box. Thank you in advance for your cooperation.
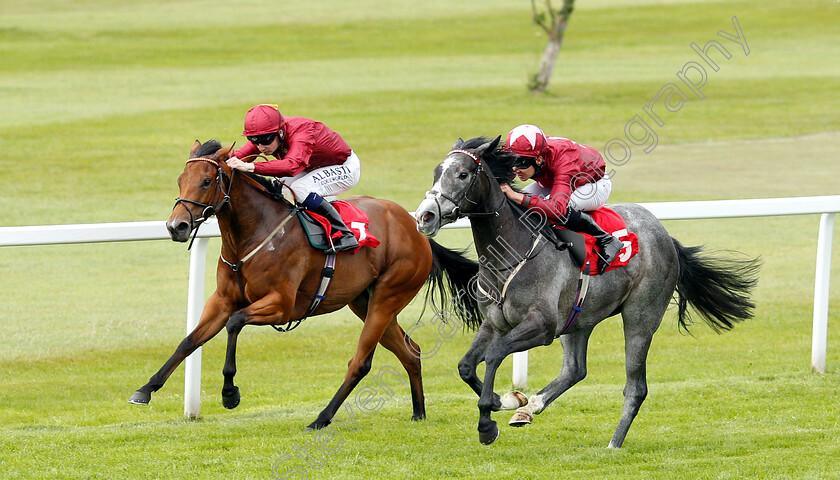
[424,238,482,331]
[672,238,761,333]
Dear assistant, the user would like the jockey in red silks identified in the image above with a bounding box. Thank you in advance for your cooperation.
[500,124,623,274]
[226,104,361,253]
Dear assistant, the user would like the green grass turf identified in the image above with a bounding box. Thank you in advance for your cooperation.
[1,0,839,478]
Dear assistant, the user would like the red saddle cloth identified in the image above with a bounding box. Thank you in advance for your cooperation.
[307,201,380,253]
[581,207,639,274]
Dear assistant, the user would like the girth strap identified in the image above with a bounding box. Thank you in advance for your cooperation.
[272,253,337,333]
[474,259,591,335]
[559,261,591,335]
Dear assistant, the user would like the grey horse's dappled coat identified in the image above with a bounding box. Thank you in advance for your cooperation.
[415,136,760,448]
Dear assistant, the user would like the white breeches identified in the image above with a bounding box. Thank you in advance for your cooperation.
[280,151,361,202]
[521,175,613,212]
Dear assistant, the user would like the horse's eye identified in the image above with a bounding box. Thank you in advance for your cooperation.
[202,178,212,187]
[458,172,469,180]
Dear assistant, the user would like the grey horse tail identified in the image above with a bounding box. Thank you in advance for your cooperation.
[424,239,483,331]
[671,238,761,333]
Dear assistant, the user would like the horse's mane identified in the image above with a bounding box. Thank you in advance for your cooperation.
[461,136,562,242]
[460,136,519,185]
[194,138,291,203]
[196,139,223,158]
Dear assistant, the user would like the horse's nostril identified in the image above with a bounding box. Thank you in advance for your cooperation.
[167,221,190,239]
[421,211,435,224]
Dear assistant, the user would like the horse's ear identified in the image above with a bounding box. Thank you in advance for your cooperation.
[452,138,464,150]
[190,140,201,157]
[490,135,501,150]
[215,144,234,160]
[473,136,501,159]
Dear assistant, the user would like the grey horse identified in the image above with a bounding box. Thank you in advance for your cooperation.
[414,136,760,448]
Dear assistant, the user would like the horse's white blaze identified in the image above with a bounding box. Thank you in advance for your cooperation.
[427,155,460,197]
[415,154,467,232]
[440,154,462,174]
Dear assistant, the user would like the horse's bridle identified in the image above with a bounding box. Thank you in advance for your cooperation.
[425,149,503,222]
[172,157,234,248]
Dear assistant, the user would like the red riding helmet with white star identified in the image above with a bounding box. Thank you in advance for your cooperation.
[504,124,547,158]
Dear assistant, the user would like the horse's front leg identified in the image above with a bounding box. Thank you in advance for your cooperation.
[458,321,497,398]
[459,321,528,412]
[129,292,233,405]
[221,292,289,409]
[477,311,554,445]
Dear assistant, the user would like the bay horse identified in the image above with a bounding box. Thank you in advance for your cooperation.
[129,139,480,430]
[414,136,760,447]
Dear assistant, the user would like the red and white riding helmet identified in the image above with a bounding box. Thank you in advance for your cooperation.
[504,124,547,158]
[242,104,284,136]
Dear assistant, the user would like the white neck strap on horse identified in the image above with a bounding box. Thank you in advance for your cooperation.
[221,208,297,268]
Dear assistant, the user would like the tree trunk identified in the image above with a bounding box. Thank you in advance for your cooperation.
[532,37,561,92]
[529,0,574,93]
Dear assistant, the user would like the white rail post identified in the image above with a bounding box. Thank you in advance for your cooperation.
[184,237,209,418]
[512,351,528,390]
[811,213,834,373]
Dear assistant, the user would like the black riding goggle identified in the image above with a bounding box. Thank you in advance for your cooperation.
[247,132,278,146]
[513,155,538,170]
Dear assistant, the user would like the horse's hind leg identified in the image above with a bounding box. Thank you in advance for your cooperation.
[608,315,658,448]
[378,318,426,421]
[306,336,379,431]
[607,292,669,448]
[307,285,417,430]
[348,295,426,422]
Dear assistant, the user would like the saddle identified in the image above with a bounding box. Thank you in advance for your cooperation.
[259,177,380,331]
[553,207,639,275]
[297,211,334,250]
[261,177,380,253]
[296,205,373,252]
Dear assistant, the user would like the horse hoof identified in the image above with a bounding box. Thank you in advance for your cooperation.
[508,409,533,427]
[411,413,426,422]
[305,420,330,431]
[128,390,151,405]
[479,422,500,445]
[221,387,240,409]
[499,391,528,410]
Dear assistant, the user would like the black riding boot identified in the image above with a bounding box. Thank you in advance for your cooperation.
[302,193,360,253]
[562,207,623,274]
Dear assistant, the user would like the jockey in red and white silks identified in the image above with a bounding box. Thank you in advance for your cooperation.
[500,124,622,274]
[508,125,611,215]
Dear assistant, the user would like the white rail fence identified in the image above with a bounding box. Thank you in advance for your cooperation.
[1,196,838,418]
